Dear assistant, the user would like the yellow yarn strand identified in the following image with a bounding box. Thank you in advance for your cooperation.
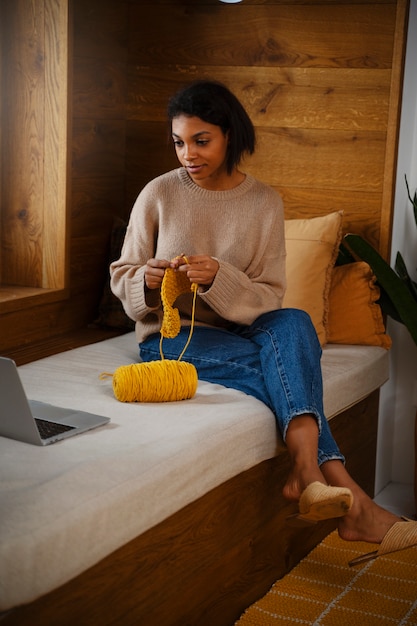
[103,255,199,403]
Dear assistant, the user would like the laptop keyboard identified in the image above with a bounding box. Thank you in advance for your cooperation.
[35,418,75,440]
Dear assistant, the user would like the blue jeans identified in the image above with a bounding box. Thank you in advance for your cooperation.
[139,308,344,467]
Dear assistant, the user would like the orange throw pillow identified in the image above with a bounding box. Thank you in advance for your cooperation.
[326,262,391,349]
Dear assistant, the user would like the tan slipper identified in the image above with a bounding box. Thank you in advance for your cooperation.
[287,482,353,525]
[349,517,417,566]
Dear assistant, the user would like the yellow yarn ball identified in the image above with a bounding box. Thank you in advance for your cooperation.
[112,360,198,403]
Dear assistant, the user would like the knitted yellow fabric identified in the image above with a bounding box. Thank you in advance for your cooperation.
[159,255,198,361]
[160,262,197,339]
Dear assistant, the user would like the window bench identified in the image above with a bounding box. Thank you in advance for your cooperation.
[0,331,388,625]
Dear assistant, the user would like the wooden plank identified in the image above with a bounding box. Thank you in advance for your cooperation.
[129,4,395,69]
[126,120,178,183]
[0,327,126,366]
[71,119,126,179]
[73,57,127,119]
[71,177,126,237]
[0,283,104,352]
[379,0,409,259]
[278,187,383,247]
[1,0,46,287]
[249,127,386,191]
[128,65,391,132]
[0,287,68,314]
[72,0,128,62]
[43,0,69,289]
[0,0,69,290]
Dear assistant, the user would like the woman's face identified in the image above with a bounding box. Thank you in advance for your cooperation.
[171,115,230,190]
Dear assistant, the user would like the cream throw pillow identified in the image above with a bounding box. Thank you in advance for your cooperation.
[283,211,343,345]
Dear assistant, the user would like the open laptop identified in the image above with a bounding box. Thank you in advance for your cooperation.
[0,357,110,445]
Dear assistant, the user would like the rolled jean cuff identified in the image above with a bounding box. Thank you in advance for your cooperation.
[318,451,346,466]
[282,407,323,442]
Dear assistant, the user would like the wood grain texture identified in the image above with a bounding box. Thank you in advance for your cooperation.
[73,57,127,120]
[1,0,46,287]
[378,0,409,257]
[72,0,128,62]
[129,65,392,130]
[43,0,69,289]
[0,0,69,290]
[129,4,396,69]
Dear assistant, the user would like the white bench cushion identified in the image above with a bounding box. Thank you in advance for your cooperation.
[0,333,388,610]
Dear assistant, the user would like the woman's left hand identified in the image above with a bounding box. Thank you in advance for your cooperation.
[173,254,219,287]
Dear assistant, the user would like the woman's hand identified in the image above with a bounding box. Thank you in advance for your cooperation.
[144,258,171,291]
[174,254,219,287]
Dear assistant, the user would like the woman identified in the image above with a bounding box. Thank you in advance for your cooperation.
[110,80,416,564]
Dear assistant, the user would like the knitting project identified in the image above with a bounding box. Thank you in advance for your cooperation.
[160,257,197,339]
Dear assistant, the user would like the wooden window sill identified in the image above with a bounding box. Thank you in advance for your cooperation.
[0,286,69,314]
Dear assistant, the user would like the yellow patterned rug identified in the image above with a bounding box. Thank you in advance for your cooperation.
[236,531,417,625]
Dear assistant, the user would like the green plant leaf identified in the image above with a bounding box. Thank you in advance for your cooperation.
[395,251,417,302]
[377,289,403,323]
[336,242,356,266]
[405,174,417,228]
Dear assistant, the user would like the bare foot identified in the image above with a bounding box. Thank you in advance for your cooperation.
[282,418,401,546]
[337,491,400,544]
[319,460,402,544]
[283,466,326,502]
[283,414,325,502]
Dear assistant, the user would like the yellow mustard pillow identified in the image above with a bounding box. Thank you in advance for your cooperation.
[326,262,392,349]
[283,211,343,345]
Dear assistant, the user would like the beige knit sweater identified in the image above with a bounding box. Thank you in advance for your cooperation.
[110,167,286,344]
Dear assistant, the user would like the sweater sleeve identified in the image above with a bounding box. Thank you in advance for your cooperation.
[109,188,161,323]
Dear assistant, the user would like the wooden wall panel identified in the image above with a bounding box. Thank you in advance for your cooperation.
[129,5,395,69]
[73,57,127,120]
[43,0,70,290]
[129,65,391,131]
[71,119,126,179]
[65,0,129,329]
[72,0,128,62]
[0,0,69,292]
[126,1,406,256]
[1,1,46,287]
[276,187,383,243]
[250,128,386,190]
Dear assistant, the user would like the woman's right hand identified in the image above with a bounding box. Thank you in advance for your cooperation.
[144,258,171,291]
